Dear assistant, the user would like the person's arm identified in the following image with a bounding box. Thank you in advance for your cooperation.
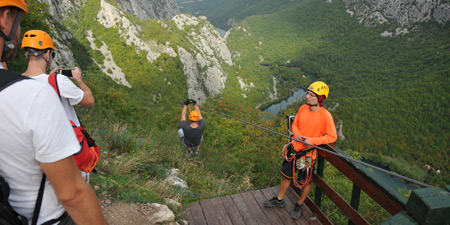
[194,105,203,120]
[181,105,187,121]
[71,67,94,107]
[49,67,61,75]
[40,157,107,225]
[292,106,303,140]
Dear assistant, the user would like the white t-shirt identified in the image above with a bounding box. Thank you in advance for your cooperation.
[0,75,80,224]
[32,73,84,127]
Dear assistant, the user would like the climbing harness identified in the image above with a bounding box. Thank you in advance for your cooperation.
[281,142,315,188]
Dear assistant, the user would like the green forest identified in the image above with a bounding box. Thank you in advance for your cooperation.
[10,0,449,224]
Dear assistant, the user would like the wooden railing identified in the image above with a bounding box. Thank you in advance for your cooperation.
[291,144,406,225]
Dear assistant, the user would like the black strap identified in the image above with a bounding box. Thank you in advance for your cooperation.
[0,69,29,91]
[288,145,315,157]
[31,174,46,225]
[41,212,68,225]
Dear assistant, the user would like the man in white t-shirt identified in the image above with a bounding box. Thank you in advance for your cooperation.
[21,30,95,182]
[21,30,94,127]
[0,1,106,224]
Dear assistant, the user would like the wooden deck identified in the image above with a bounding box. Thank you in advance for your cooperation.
[184,186,323,225]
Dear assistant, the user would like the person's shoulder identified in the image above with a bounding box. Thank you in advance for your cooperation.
[319,107,333,117]
[298,104,309,113]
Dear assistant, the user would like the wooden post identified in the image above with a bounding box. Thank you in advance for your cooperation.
[348,183,361,225]
[315,154,325,208]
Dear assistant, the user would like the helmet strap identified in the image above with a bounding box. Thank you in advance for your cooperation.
[38,53,52,72]
[0,12,22,62]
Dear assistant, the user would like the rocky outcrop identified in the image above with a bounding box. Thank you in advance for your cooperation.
[172,14,233,102]
[115,0,180,20]
[37,0,86,68]
[97,0,176,63]
[343,0,450,27]
[85,30,131,87]
[95,1,231,100]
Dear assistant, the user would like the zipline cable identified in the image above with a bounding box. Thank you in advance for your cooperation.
[201,105,432,188]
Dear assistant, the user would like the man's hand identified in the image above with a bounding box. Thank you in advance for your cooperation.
[294,134,310,144]
[50,67,61,75]
[184,99,191,105]
[71,67,83,82]
[190,99,197,105]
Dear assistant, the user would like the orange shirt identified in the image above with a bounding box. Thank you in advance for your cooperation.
[291,104,337,151]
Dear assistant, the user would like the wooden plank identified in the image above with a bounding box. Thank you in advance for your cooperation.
[250,190,284,225]
[261,187,297,225]
[231,193,259,225]
[199,199,222,225]
[240,191,272,225]
[313,174,370,225]
[210,197,233,225]
[184,207,194,224]
[190,202,208,225]
[220,195,247,225]
[320,144,404,215]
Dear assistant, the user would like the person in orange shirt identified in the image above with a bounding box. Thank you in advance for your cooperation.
[263,81,337,219]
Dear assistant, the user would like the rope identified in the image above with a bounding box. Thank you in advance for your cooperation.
[202,106,432,188]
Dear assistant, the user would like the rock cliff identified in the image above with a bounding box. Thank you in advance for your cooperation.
[115,0,180,20]
[343,0,450,28]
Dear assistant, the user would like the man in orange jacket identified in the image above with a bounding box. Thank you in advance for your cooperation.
[263,81,337,219]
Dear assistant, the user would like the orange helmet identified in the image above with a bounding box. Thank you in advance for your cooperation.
[189,111,199,122]
[0,0,28,14]
[21,30,55,50]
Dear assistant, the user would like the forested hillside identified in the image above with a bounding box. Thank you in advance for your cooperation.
[224,0,449,186]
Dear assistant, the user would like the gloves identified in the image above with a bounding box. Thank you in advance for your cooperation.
[190,99,197,105]
[184,99,191,105]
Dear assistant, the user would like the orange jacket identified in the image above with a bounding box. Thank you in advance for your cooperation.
[291,104,337,153]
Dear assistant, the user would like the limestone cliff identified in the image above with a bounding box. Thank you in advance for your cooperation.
[342,0,450,28]
[115,0,180,20]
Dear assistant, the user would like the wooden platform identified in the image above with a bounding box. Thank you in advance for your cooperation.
[184,186,323,225]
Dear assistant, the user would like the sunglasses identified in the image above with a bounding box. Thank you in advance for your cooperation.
[51,51,56,59]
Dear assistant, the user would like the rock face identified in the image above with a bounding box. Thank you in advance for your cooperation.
[343,0,450,27]
[115,0,180,20]
[173,14,233,102]
[95,1,232,101]
[38,0,86,68]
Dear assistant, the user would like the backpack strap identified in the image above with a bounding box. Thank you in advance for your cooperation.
[48,73,61,100]
[31,174,46,225]
[0,69,29,91]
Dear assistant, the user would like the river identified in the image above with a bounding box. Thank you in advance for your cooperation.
[263,88,306,116]
[217,28,227,37]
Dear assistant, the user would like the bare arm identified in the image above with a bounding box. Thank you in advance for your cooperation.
[40,157,107,225]
[194,105,203,120]
[71,67,94,107]
[181,105,187,121]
